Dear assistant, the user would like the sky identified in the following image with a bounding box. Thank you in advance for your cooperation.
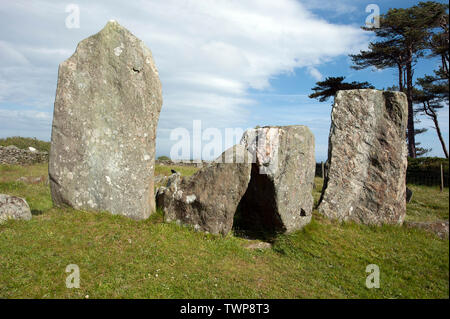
[0,0,448,161]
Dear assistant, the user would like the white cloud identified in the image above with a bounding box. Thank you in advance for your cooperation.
[307,66,323,81]
[0,0,369,158]
[0,41,30,67]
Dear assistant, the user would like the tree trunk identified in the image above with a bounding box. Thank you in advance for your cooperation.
[403,68,407,92]
[397,63,404,91]
[434,118,449,159]
[442,54,449,79]
[426,105,449,159]
[406,47,416,158]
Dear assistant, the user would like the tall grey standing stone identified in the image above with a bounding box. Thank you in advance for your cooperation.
[49,21,162,220]
[238,125,315,234]
[0,194,32,224]
[156,145,253,235]
[318,89,408,225]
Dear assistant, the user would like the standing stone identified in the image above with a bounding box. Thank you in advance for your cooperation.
[318,89,408,225]
[0,194,32,224]
[238,125,315,234]
[156,145,252,235]
[49,21,162,220]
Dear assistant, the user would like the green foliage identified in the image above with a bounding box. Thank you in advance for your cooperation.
[412,8,449,158]
[349,1,449,158]
[308,76,374,102]
[350,40,406,81]
[0,137,50,153]
[352,1,448,75]
[407,157,449,187]
[157,156,170,161]
[408,157,449,172]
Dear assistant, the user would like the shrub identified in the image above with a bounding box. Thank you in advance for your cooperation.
[407,157,449,187]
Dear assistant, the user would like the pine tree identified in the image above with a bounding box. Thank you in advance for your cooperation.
[413,77,449,158]
[308,76,374,102]
[351,40,407,92]
[414,7,449,158]
[350,1,448,158]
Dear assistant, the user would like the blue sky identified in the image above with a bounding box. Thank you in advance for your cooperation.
[0,0,448,161]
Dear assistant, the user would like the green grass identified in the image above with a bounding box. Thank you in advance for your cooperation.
[154,164,199,177]
[0,163,448,298]
[405,184,449,222]
[0,137,51,153]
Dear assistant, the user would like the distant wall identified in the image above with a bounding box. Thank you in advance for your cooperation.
[0,145,48,165]
[155,159,206,168]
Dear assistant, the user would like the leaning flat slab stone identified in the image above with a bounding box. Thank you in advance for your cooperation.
[318,89,408,225]
[238,125,315,234]
[0,194,32,224]
[49,21,162,219]
[156,145,252,235]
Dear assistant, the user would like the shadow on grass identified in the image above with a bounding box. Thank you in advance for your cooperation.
[232,207,282,243]
[31,209,44,216]
[232,226,280,243]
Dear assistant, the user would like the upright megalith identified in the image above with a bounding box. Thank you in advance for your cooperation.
[238,125,315,235]
[49,21,162,220]
[156,145,253,235]
[318,89,408,225]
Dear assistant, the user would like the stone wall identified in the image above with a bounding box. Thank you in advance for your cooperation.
[0,145,48,165]
[155,160,208,168]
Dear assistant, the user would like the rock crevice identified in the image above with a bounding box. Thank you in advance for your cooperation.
[157,126,316,236]
[237,125,315,235]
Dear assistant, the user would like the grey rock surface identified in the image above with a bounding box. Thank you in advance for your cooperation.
[49,21,162,220]
[0,194,32,224]
[156,145,252,235]
[318,89,408,225]
[238,125,315,234]
[244,241,273,250]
